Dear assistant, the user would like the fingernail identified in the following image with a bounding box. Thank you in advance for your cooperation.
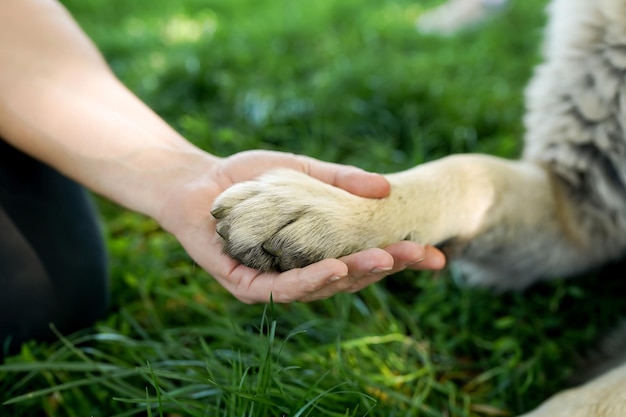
[327,275,344,283]
[405,258,425,267]
[370,266,393,274]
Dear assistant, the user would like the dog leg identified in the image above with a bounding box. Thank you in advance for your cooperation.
[212,152,618,288]
[519,361,626,417]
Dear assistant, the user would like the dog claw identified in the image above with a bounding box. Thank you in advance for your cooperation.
[211,207,227,220]
[216,222,230,240]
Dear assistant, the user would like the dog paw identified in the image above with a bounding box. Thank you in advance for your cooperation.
[211,169,379,272]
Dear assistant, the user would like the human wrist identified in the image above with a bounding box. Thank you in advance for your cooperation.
[114,145,220,221]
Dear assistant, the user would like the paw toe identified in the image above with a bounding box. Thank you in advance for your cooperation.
[262,241,282,257]
[210,206,229,220]
[215,222,231,240]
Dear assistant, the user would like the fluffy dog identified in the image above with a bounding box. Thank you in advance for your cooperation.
[212,0,626,415]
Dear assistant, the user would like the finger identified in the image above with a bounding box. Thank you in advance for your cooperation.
[406,245,447,270]
[340,247,397,273]
[338,242,445,294]
[293,248,396,301]
[296,155,391,198]
[221,258,350,304]
[295,243,443,301]
[384,241,427,269]
[332,166,390,198]
[311,248,397,297]
[332,243,420,294]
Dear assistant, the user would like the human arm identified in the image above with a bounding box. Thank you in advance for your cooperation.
[0,0,445,303]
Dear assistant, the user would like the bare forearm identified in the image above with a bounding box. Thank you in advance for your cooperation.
[0,0,217,218]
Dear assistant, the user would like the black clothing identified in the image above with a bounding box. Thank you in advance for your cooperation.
[0,139,108,357]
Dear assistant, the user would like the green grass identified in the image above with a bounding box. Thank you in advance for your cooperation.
[2,0,626,416]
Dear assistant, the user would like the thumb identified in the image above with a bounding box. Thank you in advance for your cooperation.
[296,155,390,198]
[333,166,391,198]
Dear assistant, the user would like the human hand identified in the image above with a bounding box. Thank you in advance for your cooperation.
[0,0,438,304]
[158,150,446,303]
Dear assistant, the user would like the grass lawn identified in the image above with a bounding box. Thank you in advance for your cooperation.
[2,0,626,416]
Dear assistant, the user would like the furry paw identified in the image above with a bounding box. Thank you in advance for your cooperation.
[211,169,379,272]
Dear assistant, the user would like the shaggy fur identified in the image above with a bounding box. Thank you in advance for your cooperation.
[212,0,626,414]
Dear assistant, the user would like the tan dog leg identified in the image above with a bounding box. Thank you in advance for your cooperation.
[212,153,610,289]
[520,363,626,417]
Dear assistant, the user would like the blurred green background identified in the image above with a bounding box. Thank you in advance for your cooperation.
[2,0,626,416]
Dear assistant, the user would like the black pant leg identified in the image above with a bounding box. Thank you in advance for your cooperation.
[0,140,109,356]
